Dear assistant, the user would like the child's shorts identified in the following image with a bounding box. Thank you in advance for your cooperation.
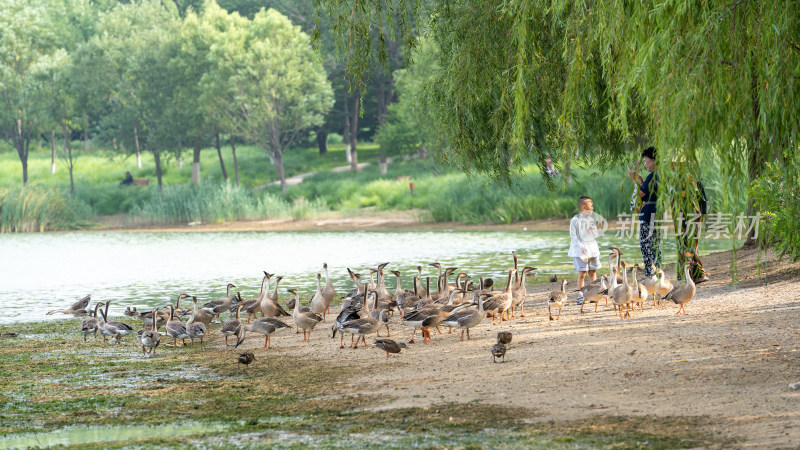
[573,256,601,272]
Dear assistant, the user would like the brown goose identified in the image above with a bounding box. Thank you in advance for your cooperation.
[201,283,237,321]
[261,275,290,318]
[372,338,407,358]
[235,317,291,349]
[165,305,189,347]
[139,308,161,357]
[47,294,91,316]
[80,302,104,342]
[289,289,323,341]
[548,279,568,321]
[665,265,696,315]
[220,299,245,347]
[511,266,536,317]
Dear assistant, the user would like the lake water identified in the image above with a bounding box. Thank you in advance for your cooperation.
[0,229,737,325]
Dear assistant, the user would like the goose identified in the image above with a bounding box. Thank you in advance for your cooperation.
[137,307,170,330]
[98,302,134,344]
[186,313,207,349]
[612,260,634,319]
[165,305,190,347]
[220,300,245,346]
[511,266,536,317]
[665,265,696,315]
[374,263,396,304]
[241,274,269,323]
[139,308,161,357]
[400,299,443,344]
[441,293,486,341]
[339,308,389,349]
[372,338,406,358]
[491,342,507,363]
[237,352,255,370]
[47,294,91,316]
[548,279,568,321]
[654,269,674,308]
[638,264,659,306]
[341,268,364,304]
[579,275,608,314]
[392,271,419,314]
[183,296,213,335]
[414,266,428,298]
[201,283,237,321]
[606,267,619,315]
[289,289,323,341]
[311,263,337,320]
[172,293,189,316]
[235,317,291,349]
[261,275,290,318]
[631,266,649,313]
[482,269,516,323]
[80,302,104,342]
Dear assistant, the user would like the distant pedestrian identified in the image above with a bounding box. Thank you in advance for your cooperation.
[120,171,133,186]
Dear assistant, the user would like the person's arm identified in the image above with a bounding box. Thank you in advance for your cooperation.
[569,218,587,254]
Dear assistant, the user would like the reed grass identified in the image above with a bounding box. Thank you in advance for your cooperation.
[0,186,92,232]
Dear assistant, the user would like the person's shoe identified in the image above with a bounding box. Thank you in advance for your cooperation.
[576,295,584,306]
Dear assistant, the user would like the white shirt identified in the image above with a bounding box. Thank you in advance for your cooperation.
[568,213,600,259]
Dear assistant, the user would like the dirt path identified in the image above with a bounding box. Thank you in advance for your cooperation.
[229,246,800,448]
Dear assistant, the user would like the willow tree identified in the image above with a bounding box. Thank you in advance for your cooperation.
[318,0,800,258]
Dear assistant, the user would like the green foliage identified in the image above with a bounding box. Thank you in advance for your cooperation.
[750,162,800,261]
[0,186,92,232]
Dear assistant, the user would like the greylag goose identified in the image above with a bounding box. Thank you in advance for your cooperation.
[441,292,486,341]
[165,305,190,347]
[665,265,696,315]
[80,302,103,342]
[289,289,323,341]
[139,308,161,357]
[548,279,568,321]
[47,294,91,316]
[235,317,291,349]
[220,299,244,346]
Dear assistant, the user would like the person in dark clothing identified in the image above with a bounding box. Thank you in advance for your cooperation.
[120,171,133,186]
[627,146,661,277]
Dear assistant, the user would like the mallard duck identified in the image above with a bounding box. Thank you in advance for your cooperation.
[548,279,568,321]
[165,305,190,347]
[221,300,245,346]
[497,331,512,346]
[289,289,323,341]
[237,352,255,370]
[372,338,407,358]
[549,275,558,283]
[491,342,507,363]
[235,317,291,349]
[139,308,161,357]
[80,302,104,342]
[47,294,91,316]
[665,265,696,315]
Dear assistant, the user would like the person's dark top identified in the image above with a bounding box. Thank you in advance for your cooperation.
[120,173,133,186]
[639,171,658,222]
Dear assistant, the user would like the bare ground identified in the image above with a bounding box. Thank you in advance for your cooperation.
[227,245,800,449]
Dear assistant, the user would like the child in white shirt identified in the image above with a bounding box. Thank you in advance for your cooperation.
[568,196,601,304]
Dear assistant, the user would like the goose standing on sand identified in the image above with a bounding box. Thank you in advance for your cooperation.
[139,308,161,357]
[638,264,659,306]
[186,312,207,349]
[183,296,213,335]
[47,294,91,316]
[80,302,103,342]
[220,300,245,346]
[579,275,608,314]
[631,266,648,313]
[260,275,290,318]
[654,269,674,308]
[665,265,696,315]
[340,308,389,349]
[289,289,323,341]
[165,305,190,347]
[311,263,336,320]
[235,317,291,349]
[481,269,516,324]
[612,260,634,319]
[201,283,237,322]
[241,274,269,323]
[511,266,536,317]
[392,271,418,315]
[441,292,486,341]
[548,279,568,321]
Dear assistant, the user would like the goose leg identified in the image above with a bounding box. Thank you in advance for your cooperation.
[385,324,390,337]
[408,328,416,344]
[548,305,553,321]
[556,307,562,320]
[466,328,472,340]
[422,328,435,344]
[460,329,465,341]
[340,333,345,349]
[520,303,526,318]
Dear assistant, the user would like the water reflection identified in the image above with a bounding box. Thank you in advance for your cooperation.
[0,230,736,324]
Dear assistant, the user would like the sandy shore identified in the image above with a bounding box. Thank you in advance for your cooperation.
[225,245,800,448]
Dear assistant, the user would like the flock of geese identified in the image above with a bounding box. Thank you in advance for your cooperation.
[44,248,697,363]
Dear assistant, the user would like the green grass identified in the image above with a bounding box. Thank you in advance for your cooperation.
[0,319,727,448]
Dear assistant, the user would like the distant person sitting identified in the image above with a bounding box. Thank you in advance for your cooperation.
[545,154,558,176]
[120,171,133,186]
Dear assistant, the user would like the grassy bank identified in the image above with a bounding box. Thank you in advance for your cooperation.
[0,319,721,448]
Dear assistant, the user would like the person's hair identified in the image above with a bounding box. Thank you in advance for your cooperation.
[578,196,592,209]
[641,146,656,160]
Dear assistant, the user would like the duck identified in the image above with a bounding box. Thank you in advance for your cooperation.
[372,338,407,358]
[548,279,568,321]
[549,275,558,283]
[139,308,161,357]
[165,305,190,347]
[260,275,290,318]
[441,291,486,341]
[491,342,507,363]
[186,313,207,349]
[289,288,323,341]
[612,260,634,319]
[665,265,696,315]
[579,275,608,314]
[497,331,512,347]
[80,301,104,342]
[47,294,91,316]
[220,300,245,347]
[237,352,255,370]
[201,283,237,321]
[98,302,135,344]
[235,317,291,349]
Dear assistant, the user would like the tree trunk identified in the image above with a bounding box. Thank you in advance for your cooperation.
[112,137,118,152]
[177,135,183,169]
[350,94,359,172]
[50,131,56,174]
[343,95,351,164]
[83,129,89,150]
[316,128,328,155]
[13,118,30,185]
[275,150,286,194]
[192,140,201,185]
[154,149,163,190]
[134,126,142,169]
[215,132,228,180]
[63,124,74,196]
[231,136,239,186]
